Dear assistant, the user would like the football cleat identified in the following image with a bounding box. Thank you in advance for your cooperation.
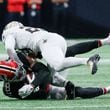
[87,54,100,75]
[65,81,75,100]
[104,34,110,45]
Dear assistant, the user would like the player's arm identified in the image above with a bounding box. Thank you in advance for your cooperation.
[4,35,23,66]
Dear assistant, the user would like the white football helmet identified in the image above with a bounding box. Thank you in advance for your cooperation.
[4,21,24,30]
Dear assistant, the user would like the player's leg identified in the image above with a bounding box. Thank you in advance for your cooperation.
[66,40,100,57]
[39,33,100,73]
[75,86,110,99]
[66,34,110,57]
[49,85,66,99]
[49,81,76,100]
[25,83,73,100]
[52,72,67,87]
[40,42,100,74]
[43,83,110,100]
[39,32,89,71]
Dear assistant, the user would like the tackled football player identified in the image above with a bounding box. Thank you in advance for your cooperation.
[1,52,110,100]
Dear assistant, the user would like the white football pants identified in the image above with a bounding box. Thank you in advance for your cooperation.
[39,33,88,72]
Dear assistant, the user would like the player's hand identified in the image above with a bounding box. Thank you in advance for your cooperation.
[14,65,26,81]
[18,84,34,99]
[16,65,25,75]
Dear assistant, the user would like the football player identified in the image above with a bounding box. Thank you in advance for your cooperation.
[0,50,73,99]
[2,64,110,100]
[2,21,100,77]
[0,51,52,99]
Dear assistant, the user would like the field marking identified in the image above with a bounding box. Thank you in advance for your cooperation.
[0,105,110,109]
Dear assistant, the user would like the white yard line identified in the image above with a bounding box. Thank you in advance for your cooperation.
[0,105,110,109]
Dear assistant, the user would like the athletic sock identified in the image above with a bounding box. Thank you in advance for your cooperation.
[98,40,102,47]
[104,86,110,94]
[100,35,110,46]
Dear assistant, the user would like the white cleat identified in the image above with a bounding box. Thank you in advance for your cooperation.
[101,34,110,45]
[105,34,110,44]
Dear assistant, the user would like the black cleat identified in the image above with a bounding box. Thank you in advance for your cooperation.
[65,81,75,100]
[87,54,100,75]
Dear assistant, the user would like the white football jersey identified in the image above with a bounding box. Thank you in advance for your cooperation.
[2,25,67,69]
[2,26,48,55]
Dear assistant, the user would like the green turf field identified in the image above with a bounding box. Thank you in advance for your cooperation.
[0,40,110,110]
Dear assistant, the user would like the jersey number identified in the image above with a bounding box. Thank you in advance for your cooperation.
[20,27,39,33]
[25,28,39,33]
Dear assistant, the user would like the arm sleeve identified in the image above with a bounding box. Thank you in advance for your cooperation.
[4,35,23,66]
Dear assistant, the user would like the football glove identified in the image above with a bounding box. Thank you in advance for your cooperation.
[18,84,34,99]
